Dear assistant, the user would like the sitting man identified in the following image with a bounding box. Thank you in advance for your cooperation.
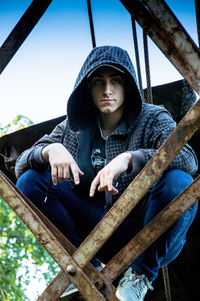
[15,45,198,301]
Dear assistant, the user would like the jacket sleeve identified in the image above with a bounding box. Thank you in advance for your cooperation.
[138,109,198,175]
[15,120,67,178]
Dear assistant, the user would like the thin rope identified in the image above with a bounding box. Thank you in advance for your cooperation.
[143,30,153,104]
[87,0,96,48]
[131,17,144,100]
[143,29,172,301]
[162,265,172,301]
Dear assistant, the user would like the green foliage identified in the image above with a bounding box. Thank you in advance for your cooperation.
[0,116,59,300]
[0,115,34,137]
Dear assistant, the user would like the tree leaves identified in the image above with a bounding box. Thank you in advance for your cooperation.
[0,116,59,300]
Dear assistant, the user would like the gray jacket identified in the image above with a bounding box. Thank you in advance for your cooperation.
[15,46,198,203]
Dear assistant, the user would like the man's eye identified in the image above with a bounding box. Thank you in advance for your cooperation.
[112,78,121,84]
[94,79,103,85]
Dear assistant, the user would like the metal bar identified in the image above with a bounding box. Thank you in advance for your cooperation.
[143,30,153,103]
[162,265,171,301]
[87,0,96,48]
[195,0,200,47]
[131,17,144,99]
[38,270,70,301]
[0,172,111,301]
[102,175,200,281]
[120,0,200,94]
[71,98,200,269]
[0,0,53,74]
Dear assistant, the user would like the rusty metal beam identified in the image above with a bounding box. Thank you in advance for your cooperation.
[102,175,200,281]
[2,102,200,300]
[38,271,70,301]
[0,0,53,74]
[120,0,200,94]
[195,0,200,47]
[0,172,117,301]
[72,98,200,269]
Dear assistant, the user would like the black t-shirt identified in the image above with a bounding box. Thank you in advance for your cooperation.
[91,126,107,175]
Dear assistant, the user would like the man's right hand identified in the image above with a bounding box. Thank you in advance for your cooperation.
[42,143,84,185]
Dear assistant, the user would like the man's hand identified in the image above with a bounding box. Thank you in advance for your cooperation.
[42,143,84,185]
[89,152,132,197]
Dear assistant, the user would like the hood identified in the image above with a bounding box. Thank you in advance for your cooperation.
[67,45,143,132]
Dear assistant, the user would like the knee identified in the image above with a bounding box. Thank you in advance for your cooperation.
[16,169,50,197]
[160,169,193,199]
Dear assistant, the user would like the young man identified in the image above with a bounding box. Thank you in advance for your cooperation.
[15,46,198,301]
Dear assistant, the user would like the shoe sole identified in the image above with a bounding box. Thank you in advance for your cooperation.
[59,288,79,300]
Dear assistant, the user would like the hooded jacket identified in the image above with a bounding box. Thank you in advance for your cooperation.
[15,46,198,205]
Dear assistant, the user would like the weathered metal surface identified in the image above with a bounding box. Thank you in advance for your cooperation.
[131,18,144,98]
[0,115,66,183]
[0,0,53,74]
[195,0,200,47]
[1,80,195,182]
[72,98,200,269]
[0,172,113,301]
[143,30,153,103]
[38,270,70,301]
[102,175,200,281]
[87,0,96,48]
[120,0,200,94]
[39,257,116,300]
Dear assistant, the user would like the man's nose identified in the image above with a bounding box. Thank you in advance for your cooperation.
[103,81,112,96]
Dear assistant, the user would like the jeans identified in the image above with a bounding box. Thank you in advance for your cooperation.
[16,168,198,282]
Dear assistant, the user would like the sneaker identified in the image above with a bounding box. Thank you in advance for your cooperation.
[60,265,103,300]
[59,282,78,300]
[116,268,153,301]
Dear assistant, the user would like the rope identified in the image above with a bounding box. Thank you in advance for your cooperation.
[143,30,153,104]
[86,0,96,48]
[162,265,172,301]
[131,17,144,100]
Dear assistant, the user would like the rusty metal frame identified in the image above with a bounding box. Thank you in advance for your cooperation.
[0,0,53,74]
[1,97,200,300]
[120,0,200,94]
[0,0,200,300]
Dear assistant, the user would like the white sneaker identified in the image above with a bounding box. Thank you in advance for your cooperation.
[60,265,103,300]
[116,268,153,301]
[59,282,79,300]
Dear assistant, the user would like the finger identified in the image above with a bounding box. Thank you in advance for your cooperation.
[98,185,118,195]
[98,172,113,192]
[107,173,114,192]
[90,175,100,197]
[70,163,83,185]
[58,165,64,182]
[51,165,58,185]
[63,163,70,180]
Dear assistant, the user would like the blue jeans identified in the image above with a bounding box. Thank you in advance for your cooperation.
[16,168,198,282]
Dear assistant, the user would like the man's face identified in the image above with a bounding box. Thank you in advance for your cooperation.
[89,66,125,117]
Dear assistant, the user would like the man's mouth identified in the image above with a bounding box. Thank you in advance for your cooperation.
[101,99,114,102]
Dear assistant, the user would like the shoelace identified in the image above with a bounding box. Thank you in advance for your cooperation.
[119,269,153,298]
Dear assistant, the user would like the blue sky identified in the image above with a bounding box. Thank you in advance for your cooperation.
[0,0,198,126]
[0,1,198,298]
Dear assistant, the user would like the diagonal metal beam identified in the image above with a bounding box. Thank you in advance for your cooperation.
[2,99,200,299]
[71,98,200,269]
[102,175,200,281]
[0,172,115,301]
[0,0,53,74]
[120,0,200,94]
